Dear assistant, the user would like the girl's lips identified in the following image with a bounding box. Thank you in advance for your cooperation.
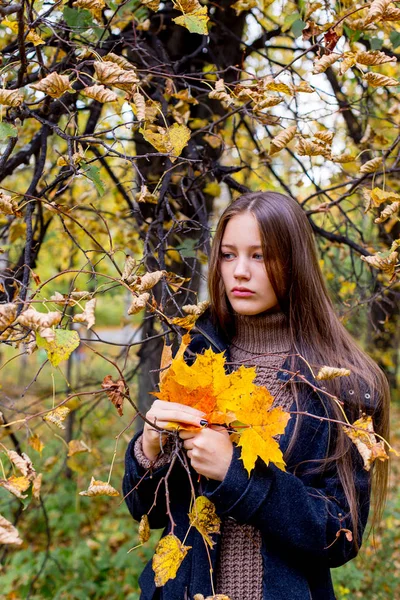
[232,290,255,297]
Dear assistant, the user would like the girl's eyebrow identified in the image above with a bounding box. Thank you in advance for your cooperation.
[221,243,262,249]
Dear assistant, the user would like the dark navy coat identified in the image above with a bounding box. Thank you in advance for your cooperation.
[123,312,371,600]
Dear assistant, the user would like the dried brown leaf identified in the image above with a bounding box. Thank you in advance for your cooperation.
[82,85,118,103]
[0,515,23,545]
[67,440,91,456]
[363,72,399,87]
[73,298,97,329]
[7,451,36,480]
[374,201,400,223]
[79,476,120,497]
[101,375,125,416]
[269,126,297,155]
[32,473,42,500]
[30,72,72,98]
[0,191,22,216]
[343,415,389,470]
[139,514,150,544]
[0,89,23,107]
[365,0,392,24]
[356,50,396,65]
[359,157,383,174]
[128,292,150,315]
[316,366,351,380]
[0,475,31,499]
[312,53,340,74]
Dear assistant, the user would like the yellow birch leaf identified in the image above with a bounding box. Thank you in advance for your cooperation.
[30,72,72,98]
[28,434,45,454]
[43,406,71,429]
[82,85,118,103]
[0,515,23,545]
[173,1,209,35]
[0,475,31,499]
[26,29,45,45]
[231,0,257,15]
[0,88,23,107]
[169,315,198,330]
[315,366,351,380]
[363,72,399,87]
[73,0,105,20]
[370,187,400,206]
[343,415,388,470]
[188,496,220,548]
[265,81,292,95]
[139,514,150,544]
[36,329,80,367]
[269,126,297,155]
[203,182,221,197]
[142,0,161,10]
[67,440,91,456]
[168,123,191,159]
[152,534,191,587]
[79,476,120,497]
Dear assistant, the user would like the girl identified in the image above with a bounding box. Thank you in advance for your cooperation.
[123,191,390,600]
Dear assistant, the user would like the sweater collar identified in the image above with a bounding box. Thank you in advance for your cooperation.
[231,310,290,354]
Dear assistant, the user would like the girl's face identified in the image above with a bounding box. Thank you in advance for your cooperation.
[220,212,279,315]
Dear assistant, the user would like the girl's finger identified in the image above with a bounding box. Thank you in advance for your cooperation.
[147,409,205,427]
[179,431,198,440]
[152,400,205,417]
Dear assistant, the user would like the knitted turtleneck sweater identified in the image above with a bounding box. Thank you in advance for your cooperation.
[215,309,293,600]
[134,310,294,600]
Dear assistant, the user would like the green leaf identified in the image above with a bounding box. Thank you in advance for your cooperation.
[390,31,400,49]
[343,24,361,43]
[63,7,94,30]
[283,12,301,29]
[291,18,307,38]
[0,122,17,139]
[36,329,80,367]
[173,7,209,35]
[20,484,33,511]
[82,164,105,196]
[370,37,383,50]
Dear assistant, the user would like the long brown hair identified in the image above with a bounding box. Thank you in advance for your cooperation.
[208,191,390,546]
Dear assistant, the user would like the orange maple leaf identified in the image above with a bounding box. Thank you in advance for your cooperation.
[154,342,291,472]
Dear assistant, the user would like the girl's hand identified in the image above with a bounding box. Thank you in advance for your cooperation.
[142,400,206,461]
[179,427,233,481]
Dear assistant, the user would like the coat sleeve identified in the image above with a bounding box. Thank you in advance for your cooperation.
[123,430,191,530]
[203,396,371,568]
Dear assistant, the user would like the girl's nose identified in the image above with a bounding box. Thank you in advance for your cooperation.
[233,256,250,279]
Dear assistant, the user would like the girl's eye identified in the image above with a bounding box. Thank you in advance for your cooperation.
[253,254,263,260]
[221,253,235,260]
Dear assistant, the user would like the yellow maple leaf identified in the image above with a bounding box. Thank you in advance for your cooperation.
[152,534,191,587]
[228,386,290,475]
[43,406,70,429]
[188,496,220,548]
